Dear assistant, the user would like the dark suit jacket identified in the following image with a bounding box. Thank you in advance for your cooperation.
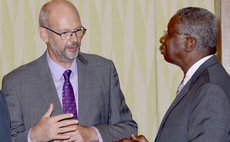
[2,52,137,142]
[0,91,11,142]
[155,56,230,142]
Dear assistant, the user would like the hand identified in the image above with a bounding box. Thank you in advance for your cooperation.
[116,135,148,142]
[131,135,148,142]
[62,125,99,142]
[30,104,79,142]
[116,137,135,142]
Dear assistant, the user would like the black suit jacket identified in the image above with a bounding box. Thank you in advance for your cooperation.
[155,56,230,142]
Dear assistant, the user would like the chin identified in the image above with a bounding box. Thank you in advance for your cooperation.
[66,52,79,60]
[163,56,173,63]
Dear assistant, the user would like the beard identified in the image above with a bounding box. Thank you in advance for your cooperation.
[49,39,81,63]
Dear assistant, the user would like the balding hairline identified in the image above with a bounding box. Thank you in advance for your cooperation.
[39,0,80,27]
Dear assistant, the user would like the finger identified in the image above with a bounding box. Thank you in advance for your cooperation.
[43,103,54,118]
[52,113,76,122]
[57,125,77,134]
[131,134,138,140]
[58,119,78,128]
[132,135,148,142]
[62,132,79,141]
[53,134,71,140]
[61,131,77,141]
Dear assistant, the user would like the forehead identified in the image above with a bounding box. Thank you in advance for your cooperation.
[167,16,180,32]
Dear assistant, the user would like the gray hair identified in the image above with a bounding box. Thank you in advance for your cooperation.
[175,7,218,51]
[39,2,51,27]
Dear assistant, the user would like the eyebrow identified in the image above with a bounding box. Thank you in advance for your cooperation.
[61,26,82,31]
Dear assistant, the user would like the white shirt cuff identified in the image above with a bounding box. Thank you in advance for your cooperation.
[92,127,103,142]
[27,128,32,142]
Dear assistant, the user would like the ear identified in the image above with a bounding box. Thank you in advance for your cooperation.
[39,27,49,43]
[184,37,196,52]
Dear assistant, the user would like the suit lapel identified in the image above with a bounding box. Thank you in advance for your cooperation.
[155,56,219,141]
[155,80,191,141]
[35,52,63,116]
[77,54,92,123]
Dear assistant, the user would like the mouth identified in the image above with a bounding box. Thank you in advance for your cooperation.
[159,44,165,54]
[67,46,77,53]
[66,42,80,53]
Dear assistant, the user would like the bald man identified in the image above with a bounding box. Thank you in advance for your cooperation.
[2,0,137,142]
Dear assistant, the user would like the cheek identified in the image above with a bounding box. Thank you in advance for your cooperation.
[50,38,66,50]
[167,39,184,55]
[163,39,184,64]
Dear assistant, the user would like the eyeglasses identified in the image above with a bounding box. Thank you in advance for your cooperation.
[42,26,87,40]
[163,30,190,37]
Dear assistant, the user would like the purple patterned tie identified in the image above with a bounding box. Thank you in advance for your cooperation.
[62,70,78,119]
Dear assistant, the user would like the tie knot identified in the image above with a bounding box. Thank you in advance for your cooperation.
[63,70,72,80]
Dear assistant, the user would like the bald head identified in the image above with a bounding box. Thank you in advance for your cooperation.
[39,0,81,27]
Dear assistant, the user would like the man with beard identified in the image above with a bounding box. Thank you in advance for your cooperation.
[119,7,230,142]
[2,0,137,142]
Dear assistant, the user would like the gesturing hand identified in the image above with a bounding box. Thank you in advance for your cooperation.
[131,135,148,142]
[30,104,79,142]
[62,125,99,142]
[116,135,149,142]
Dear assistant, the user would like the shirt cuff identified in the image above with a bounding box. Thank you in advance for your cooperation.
[27,128,32,142]
[92,127,103,142]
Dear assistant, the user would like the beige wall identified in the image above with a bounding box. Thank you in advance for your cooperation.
[0,0,215,141]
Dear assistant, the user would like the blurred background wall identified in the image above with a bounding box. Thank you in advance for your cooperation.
[0,0,215,141]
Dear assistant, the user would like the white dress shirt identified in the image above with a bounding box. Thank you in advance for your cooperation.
[177,55,214,94]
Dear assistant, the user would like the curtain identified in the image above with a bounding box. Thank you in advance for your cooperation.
[0,0,214,141]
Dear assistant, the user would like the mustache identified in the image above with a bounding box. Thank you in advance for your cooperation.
[66,41,80,48]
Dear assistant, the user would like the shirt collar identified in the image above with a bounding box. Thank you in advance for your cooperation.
[46,51,77,81]
[183,55,213,85]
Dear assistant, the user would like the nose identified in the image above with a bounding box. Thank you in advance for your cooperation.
[69,33,79,42]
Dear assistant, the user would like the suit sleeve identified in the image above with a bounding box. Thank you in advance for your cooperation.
[0,91,12,142]
[95,61,138,141]
[188,83,230,142]
[2,76,29,142]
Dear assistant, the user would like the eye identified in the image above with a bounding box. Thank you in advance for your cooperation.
[62,31,72,35]
[76,29,81,32]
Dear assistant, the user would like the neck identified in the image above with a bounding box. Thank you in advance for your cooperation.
[47,50,75,69]
[60,61,73,68]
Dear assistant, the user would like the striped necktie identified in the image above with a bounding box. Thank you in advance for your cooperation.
[176,80,184,95]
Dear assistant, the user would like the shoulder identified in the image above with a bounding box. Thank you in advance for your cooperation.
[79,53,114,68]
[206,63,230,98]
[192,60,230,99]
[80,52,112,64]
[78,53,118,77]
[3,54,45,83]
[191,83,230,107]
